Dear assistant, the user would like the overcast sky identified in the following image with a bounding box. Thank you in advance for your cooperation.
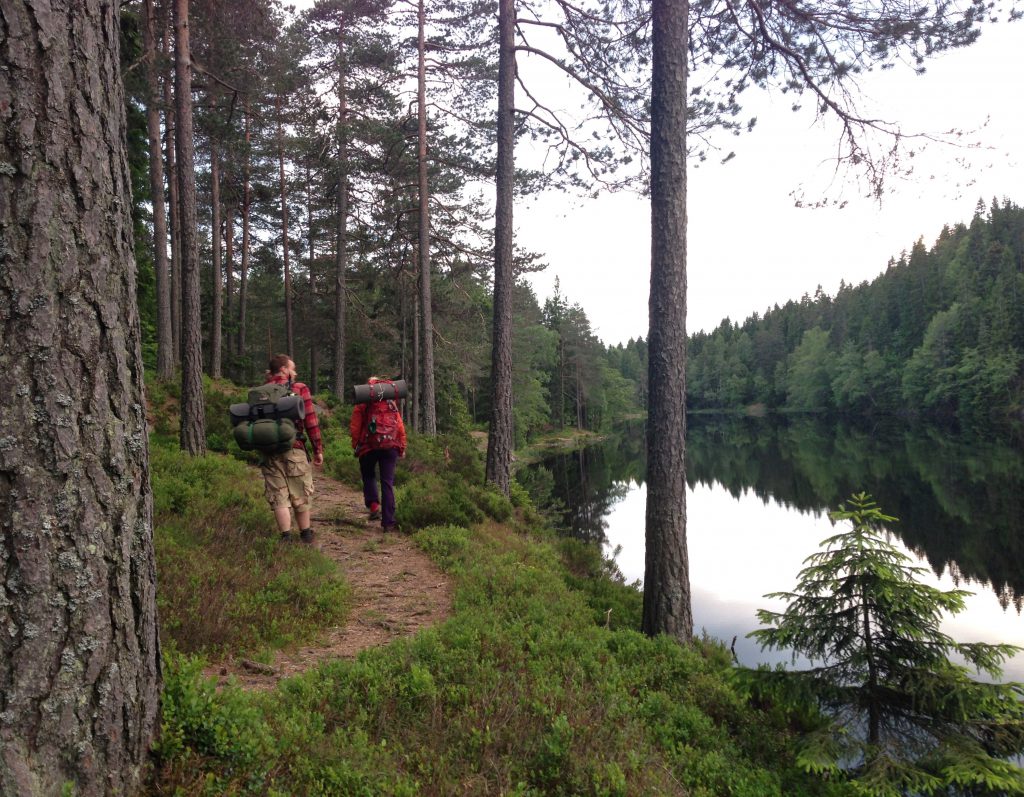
[517,20,1024,344]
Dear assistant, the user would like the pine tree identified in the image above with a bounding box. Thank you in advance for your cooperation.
[750,493,1024,795]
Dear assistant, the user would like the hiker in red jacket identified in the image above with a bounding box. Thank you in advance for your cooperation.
[350,376,407,531]
[263,354,324,543]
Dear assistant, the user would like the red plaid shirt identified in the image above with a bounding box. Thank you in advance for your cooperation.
[269,374,322,457]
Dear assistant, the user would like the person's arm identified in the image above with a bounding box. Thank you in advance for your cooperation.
[396,409,407,457]
[350,404,366,451]
[297,383,323,464]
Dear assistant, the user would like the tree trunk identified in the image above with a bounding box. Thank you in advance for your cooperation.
[485,0,516,495]
[332,22,348,401]
[224,203,235,361]
[276,95,294,356]
[307,165,318,393]
[239,105,251,359]
[642,0,692,644]
[163,23,183,365]
[210,140,223,379]
[412,268,421,432]
[0,2,161,794]
[175,0,207,455]
[144,0,174,380]
[417,0,437,435]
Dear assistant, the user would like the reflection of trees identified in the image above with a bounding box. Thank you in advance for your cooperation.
[687,416,1024,609]
[517,422,647,543]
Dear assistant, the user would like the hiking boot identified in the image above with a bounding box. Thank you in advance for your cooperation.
[368,509,382,521]
[299,528,314,544]
[382,524,401,534]
[280,531,294,543]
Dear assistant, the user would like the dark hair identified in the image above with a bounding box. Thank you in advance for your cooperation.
[268,354,292,375]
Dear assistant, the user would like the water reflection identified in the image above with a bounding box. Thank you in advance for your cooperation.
[518,416,1024,609]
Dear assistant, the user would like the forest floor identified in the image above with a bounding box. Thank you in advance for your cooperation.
[203,473,454,691]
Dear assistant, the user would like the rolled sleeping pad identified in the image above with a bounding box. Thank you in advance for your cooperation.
[352,379,409,404]
[228,395,305,426]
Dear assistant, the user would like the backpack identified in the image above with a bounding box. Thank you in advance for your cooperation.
[229,382,306,456]
[364,398,402,450]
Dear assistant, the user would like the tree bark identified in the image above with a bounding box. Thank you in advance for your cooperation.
[642,0,692,644]
[163,22,183,365]
[210,140,223,379]
[485,0,516,495]
[0,2,161,794]
[175,0,207,454]
[417,0,437,435]
[276,95,294,356]
[144,0,174,380]
[239,104,251,359]
[332,21,348,401]
[307,165,317,393]
[224,202,235,360]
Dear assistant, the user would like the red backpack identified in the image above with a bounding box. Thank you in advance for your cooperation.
[365,398,402,449]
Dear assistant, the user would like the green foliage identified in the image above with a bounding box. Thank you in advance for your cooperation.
[748,493,1024,795]
[151,439,351,657]
[686,202,1024,422]
[153,513,848,796]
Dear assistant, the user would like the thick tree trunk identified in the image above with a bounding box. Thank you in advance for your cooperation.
[333,25,348,400]
[175,0,207,454]
[642,0,692,644]
[239,105,251,358]
[163,23,183,365]
[0,2,161,794]
[417,0,437,435]
[276,96,294,356]
[144,0,174,380]
[210,141,223,379]
[485,0,516,495]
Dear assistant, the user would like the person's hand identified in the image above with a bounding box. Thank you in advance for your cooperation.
[399,449,406,459]
[313,452,324,467]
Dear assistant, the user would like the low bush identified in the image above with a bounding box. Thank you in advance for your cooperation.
[152,512,853,797]
[152,440,351,658]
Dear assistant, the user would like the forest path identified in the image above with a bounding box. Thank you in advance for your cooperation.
[205,471,454,691]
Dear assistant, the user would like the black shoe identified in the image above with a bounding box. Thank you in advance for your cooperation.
[299,528,314,544]
[382,524,401,534]
[280,531,294,543]
[369,509,382,521]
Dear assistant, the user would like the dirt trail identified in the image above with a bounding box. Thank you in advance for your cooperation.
[205,473,454,690]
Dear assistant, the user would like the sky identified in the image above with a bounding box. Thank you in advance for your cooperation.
[517,20,1024,344]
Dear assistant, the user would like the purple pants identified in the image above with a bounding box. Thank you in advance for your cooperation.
[359,448,400,527]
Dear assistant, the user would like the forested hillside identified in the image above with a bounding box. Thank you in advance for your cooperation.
[687,199,1024,422]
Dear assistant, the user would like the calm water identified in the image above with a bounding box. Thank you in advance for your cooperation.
[517,416,1024,679]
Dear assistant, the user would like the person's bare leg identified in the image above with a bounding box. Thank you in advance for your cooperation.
[274,506,292,533]
[296,508,311,530]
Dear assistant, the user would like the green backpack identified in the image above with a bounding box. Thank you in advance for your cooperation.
[229,382,306,456]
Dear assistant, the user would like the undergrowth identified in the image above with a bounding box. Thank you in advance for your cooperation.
[151,439,350,660]
[146,375,849,796]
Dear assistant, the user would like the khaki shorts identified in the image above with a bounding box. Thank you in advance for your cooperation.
[261,448,314,511]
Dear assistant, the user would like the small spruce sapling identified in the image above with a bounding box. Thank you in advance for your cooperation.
[748,493,1024,796]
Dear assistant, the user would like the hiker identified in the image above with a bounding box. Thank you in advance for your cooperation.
[261,354,324,543]
[350,376,407,532]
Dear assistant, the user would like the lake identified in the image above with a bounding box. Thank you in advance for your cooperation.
[517,415,1024,680]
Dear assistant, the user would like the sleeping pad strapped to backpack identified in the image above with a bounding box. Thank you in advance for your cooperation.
[229,382,306,455]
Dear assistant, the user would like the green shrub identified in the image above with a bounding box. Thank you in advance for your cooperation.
[152,440,351,657]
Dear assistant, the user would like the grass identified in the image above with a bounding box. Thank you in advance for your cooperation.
[145,375,852,796]
[150,435,350,661]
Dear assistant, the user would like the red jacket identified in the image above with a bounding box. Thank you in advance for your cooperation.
[350,400,406,458]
